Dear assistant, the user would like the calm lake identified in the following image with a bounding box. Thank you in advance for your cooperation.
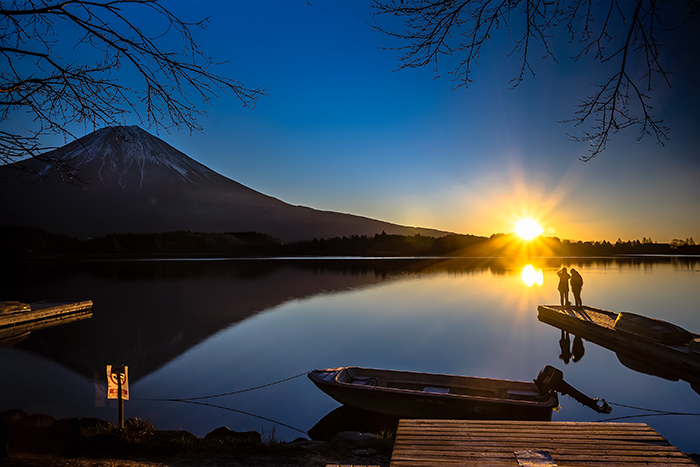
[1,257,699,453]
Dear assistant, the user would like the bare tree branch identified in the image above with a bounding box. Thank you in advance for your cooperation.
[370,0,698,160]
[1,0,266,180]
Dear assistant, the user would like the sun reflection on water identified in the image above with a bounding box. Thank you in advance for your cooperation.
[522,264,544,287]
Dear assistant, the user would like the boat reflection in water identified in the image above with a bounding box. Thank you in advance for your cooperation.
[308,405,400,441]
[538,306,700,395]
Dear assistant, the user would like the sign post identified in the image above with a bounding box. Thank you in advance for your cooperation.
[106,365,129,429]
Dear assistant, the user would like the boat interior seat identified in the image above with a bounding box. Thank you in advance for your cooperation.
[350,376,378,386]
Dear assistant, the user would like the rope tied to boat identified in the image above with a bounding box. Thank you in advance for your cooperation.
[171,400,308,434]
[600,401,700,422]
[140,370,311,402]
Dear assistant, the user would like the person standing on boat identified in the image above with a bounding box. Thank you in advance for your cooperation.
[557,267,571,308]
[570,269,583,307]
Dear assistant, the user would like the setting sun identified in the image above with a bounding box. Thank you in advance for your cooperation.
[515,218,544,240]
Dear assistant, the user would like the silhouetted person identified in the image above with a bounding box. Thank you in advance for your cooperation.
[572,335,585,362]
[559,330,572,364]
[570,268,583,307]
[557,267,571,308]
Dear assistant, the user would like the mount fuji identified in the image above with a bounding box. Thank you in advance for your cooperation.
[0,126,448,241]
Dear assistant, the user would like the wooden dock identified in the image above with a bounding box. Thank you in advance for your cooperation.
[537,305,700,388]
[0,300,93,346]
[391,420,696,466]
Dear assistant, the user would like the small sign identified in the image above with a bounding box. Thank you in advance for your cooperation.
[106,365,129,400]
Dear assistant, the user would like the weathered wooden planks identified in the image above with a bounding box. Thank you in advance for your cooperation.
[391,420,696,466]
[0,301,93,343]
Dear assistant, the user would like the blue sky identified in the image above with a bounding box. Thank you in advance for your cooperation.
[27,1,700,242]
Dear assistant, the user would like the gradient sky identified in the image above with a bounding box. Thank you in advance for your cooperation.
[32,1,700,242]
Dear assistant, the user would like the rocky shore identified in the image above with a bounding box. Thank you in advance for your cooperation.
[4,410,699,466]
[0,410,392,467]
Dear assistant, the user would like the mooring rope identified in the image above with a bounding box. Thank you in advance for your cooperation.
[601,401,700,422]
[608,401,695,413]
[135,370,311,434]
[138,370,310,402]
[172,399,307,434]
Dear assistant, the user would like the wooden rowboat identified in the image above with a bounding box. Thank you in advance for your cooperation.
[537,305,700,390]
[309,366,559,421]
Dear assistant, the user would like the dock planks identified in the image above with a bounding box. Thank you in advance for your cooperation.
[391,420,696,466]
[0,301,93,344]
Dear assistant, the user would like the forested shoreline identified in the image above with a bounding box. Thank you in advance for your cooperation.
[2,226,698,259]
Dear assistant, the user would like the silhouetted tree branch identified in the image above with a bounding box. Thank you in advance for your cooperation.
[370,0,698,160]
[1,0,265,179]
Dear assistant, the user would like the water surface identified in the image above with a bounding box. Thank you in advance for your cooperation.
[1,257,699,452]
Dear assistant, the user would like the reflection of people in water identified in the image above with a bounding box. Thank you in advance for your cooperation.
[572,335,585,362]
[570,269,583,307]
[557,267,571,307]
[558,330,572,364]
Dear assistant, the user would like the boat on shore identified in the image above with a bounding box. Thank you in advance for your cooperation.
[309,366,560,421]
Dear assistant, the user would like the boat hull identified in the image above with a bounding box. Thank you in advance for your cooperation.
[309,367,558,421]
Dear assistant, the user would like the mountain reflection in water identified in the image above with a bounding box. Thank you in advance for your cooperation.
[5,259,433,382]
[8,256,685,383]
[6,258,511,380]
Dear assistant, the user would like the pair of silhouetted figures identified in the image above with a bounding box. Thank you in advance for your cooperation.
[556,267,583,308]
[559,330,585,364]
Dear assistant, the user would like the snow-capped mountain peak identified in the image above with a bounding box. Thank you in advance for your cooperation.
[42,126,224,190]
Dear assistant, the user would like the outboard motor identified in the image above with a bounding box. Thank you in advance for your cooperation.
[535,365,612,414]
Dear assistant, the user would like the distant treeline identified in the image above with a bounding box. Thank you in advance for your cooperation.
[1,226,698,259]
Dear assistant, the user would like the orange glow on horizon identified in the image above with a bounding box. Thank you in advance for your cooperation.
[441,161,602,240]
